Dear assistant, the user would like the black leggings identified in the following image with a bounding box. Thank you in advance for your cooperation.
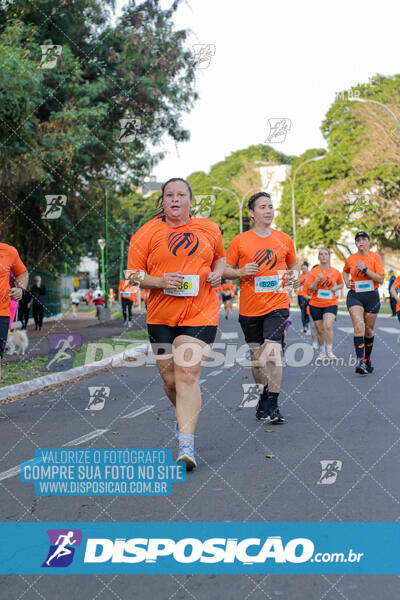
[121,298,133,320]
[298,295,309,328]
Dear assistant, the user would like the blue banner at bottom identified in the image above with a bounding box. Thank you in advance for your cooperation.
[0,522,398,574]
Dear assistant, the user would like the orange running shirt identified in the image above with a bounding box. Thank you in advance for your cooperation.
[0,243,26,317]
[298,274,308,296]
[226,229,297,317]
[118,279,137,302]
[306,266,343,307]
[220,283,235,298]
[392,275,400,312]
[343,252,384,291]
[127,216,225,326]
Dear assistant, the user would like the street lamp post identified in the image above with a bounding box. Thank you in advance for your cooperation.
[97,177,115,308]
[98,238,106,295]
[290,155,325,252]
[213,186,261,233]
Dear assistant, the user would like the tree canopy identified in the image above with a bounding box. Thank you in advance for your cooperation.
[0,0,197,273]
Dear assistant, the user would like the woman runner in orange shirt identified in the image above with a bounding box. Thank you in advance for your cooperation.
[127,178,225,470]
[343,231,384,374]
[306,248,343,361]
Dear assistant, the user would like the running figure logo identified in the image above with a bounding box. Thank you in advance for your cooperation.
[39,45,62,69]
[192,195,216,218]
[317,460,342,484]
[254,248,277,270]
[240,384,262,408]
[42,195,67,219]
[42,529,82,568]
[86,386,110,411]
[168,232,199,256]
[119,117,141,143]
[44,334,82,372]
[192,44,216,69]
[265,118,292,143]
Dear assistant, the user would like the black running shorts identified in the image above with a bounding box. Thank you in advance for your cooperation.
[147,323,217,356]
[397,311,400,324]
[309,304,338,321]
[221,294,232,302]
[239,309,289,345]
[0,316,10,358]
[346,289,380,314]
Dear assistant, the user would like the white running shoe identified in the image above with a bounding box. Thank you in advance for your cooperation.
[316,351,326,362]
[177,453,197,471]
[327,351,337,360]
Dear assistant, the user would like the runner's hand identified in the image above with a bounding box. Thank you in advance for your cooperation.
[240,262,259,276]
[9,287,23,301]
[161,272,184,289]
[356,260,366,271]
[207,271,221,287]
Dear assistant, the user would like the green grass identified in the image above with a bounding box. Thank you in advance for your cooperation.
[1,356,50,387]
[1,329,149,387]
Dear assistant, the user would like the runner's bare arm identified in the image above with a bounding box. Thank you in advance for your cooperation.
[9,269,29,301]
[307,272,322,293]
[207,257,226,287]
[130,271,184,290]
[343,271,351,289]
[223,263,259,279]
[391,287,400,302]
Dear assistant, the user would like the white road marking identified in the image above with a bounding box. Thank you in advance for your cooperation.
[378,327,400,334]
[199,379,206,384]
[0,464,23,482]
[121,405,155,419]
[0,458,43,482]
[220,332,238,340]
[337,327,354,334]
[207,370,223,377]
[62,429,108,447]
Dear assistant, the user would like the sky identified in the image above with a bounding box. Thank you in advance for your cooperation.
[114,0,400,182]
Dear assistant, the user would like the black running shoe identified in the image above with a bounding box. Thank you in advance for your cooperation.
[363,359,374,373]
[256,397,270,421]
[355,359,368,374]
[269,407,285,424]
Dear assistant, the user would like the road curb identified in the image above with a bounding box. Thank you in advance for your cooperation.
[0,343,149,403]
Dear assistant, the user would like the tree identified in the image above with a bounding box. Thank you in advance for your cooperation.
[0,0,198,272]
[276,75,400,255]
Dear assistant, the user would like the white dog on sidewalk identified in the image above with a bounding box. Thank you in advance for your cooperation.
[6,330,29,356]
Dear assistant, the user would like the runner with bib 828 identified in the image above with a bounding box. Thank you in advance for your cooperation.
[223,192,299,424]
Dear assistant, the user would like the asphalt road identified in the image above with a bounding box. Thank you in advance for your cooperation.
[1,309,400,599]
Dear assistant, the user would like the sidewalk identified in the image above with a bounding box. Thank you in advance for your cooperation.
[5,310,147,365]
